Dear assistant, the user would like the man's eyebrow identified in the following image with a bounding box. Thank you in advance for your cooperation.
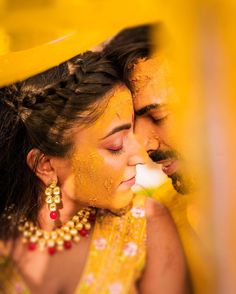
[135,104,161,116]
[101,123,131,140]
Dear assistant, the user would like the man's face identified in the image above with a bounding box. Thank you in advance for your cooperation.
[131,55,191,194]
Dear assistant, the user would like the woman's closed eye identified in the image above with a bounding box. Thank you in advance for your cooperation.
[101,126,132,156]
[107,140,124,155]
[101,134,125,155]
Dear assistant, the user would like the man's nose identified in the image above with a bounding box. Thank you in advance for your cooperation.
[135,131,160,153]
[134,119,160,152]
[128,133,149,166]
[146,135,160,153]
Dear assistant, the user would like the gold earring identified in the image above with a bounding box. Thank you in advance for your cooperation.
[45,180,61,220]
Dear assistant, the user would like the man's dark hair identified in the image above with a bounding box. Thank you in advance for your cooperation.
[103,23,163,87]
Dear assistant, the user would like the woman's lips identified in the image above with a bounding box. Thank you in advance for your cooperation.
[120,176,136,187]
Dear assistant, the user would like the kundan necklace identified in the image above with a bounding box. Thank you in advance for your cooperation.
[18,207,96,255]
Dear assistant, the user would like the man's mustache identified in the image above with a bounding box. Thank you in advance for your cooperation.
[149,149,179,162]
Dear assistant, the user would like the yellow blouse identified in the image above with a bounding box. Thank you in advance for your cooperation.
[0,194,146,294]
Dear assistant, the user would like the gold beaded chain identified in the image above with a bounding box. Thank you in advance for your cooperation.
[18,207,96,255]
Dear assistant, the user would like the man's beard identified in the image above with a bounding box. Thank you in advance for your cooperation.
[168,171,191,195]
[149,149,191,194]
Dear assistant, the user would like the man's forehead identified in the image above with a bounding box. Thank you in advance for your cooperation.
[131,55,168,78]
[130,56,174,111]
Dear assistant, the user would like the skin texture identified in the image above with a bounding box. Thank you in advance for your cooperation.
[131,55,192,194]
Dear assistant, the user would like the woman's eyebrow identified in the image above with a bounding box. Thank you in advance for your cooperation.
[100,123,131,140]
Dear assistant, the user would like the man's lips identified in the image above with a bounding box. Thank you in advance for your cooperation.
[154,158,179,176]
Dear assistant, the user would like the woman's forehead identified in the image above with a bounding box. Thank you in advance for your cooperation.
[70,86,133,144]
[99,87,132,121]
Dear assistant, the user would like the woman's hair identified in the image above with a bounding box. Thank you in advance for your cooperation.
[0,51,120,240]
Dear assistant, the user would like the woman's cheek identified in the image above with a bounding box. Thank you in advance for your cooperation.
[70,150,125,208]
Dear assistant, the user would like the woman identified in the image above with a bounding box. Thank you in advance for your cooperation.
[0,50,188,293]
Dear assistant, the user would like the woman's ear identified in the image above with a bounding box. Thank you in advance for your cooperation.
[26,149,56,186]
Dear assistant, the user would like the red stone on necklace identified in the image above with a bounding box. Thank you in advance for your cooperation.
[79,228,89,237]
[50,211,58,220]
[64,241,72,249]
[28,242,37,251]
[48,246,56,255]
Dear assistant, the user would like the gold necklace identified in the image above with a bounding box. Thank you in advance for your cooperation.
[18,207,96,255]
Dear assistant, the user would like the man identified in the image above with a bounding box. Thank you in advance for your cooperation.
[104,23,192,195]
[104,24,214,294]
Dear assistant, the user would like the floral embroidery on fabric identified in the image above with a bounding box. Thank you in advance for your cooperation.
[131,206,145,218]
[94,237,107,250]
[108,282,123,294]
[84,273,95,286]
[75,194,146,293]
[123,242,138,257]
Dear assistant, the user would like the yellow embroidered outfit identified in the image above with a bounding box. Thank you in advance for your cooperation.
[0,194,146,294]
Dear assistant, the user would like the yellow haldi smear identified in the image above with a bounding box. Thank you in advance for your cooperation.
[69,86,135,210]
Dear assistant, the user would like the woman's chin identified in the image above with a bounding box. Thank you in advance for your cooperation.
[108,190,134,215]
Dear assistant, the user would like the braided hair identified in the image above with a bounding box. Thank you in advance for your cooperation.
[0,51,120,240]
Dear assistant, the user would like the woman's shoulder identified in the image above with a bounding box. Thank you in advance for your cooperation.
[139,197,190,293]
[144,196,181,239]
[145,196,169,218]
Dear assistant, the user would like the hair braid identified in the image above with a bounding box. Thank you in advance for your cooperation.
[0,50,120,239]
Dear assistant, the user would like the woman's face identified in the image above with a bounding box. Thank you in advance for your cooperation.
[54,86,145,211]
